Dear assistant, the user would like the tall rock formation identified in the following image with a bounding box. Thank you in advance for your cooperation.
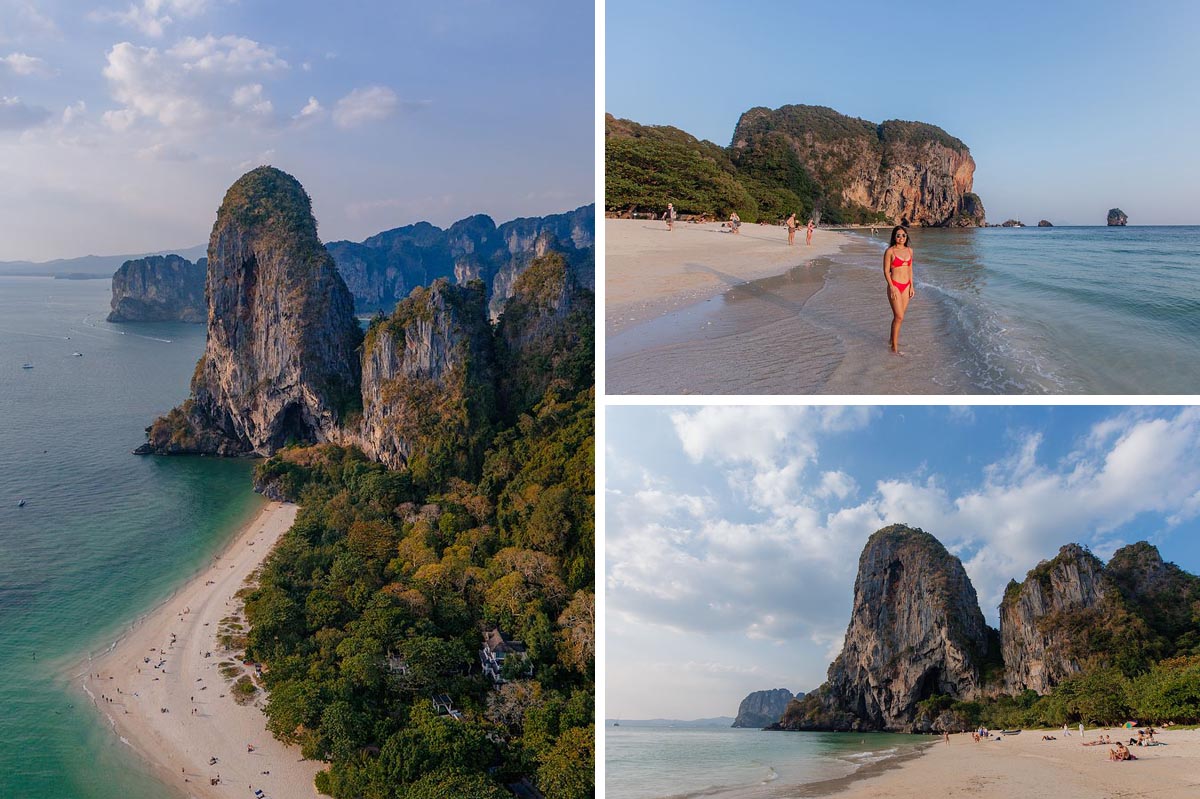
[732,689,796,728]
[495,251,594,417]
[140,167,361,456]
[777,525,994,732]
[107,254,206,322]
[999,545,1109,694]
[1105,542,1200,655]
[731,105,982,226]
[1107,208,1128,226]
[326,205,594,317]
[358,279,496,477]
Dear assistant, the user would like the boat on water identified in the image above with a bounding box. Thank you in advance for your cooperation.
[21,362,34,369]
[17,499,26,507]
[73,352,83,357]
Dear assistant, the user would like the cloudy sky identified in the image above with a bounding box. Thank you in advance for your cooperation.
[0,0,593,261]
[606,0,1200,226]
[606,405,1200,720]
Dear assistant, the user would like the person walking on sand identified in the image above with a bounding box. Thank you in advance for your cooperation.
[729,211,741,234]
[1079,722,1085,738]
[786,213,797,245]
[884,225,915,355]
[663,202,676,231]
[806,218,814,245]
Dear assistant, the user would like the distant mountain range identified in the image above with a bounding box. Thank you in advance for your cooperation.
[0,244,208,279]
[606,717,735,728]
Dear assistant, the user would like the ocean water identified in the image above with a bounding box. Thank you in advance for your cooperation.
[606,726,925,799]
[853,225,1200,394]
[0,277,264,798]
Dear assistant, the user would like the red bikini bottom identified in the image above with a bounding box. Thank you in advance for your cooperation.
[891,280,910,292]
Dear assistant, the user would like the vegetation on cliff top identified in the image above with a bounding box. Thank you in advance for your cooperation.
[607,105,971,225]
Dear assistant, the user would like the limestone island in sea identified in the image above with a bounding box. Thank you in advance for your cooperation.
[91,166,595,798]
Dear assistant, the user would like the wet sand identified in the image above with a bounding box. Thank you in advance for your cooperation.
[77,501,322,798]
[608,236,978,395]
[605,218,852,337]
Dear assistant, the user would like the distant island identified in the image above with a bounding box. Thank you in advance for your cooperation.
[606,105,986,227]
[773,525,1200,733]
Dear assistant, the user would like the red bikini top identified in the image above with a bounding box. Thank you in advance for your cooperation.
[891,256,911,267]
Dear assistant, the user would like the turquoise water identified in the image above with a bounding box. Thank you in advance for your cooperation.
[855,226,1200,393]
[0,277,265,798]
[606,726,925,799]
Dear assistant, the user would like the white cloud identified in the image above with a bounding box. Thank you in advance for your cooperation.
[1,51,46,75]
[101,37,286,130]
[93,0,214,38]
[292,95,323,125]
[61,100,86,125]
[332,85,398,129]
[138,141,197,161]
[0,95,49,130]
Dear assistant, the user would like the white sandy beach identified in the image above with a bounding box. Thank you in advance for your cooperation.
[78,501,322,799]
[827,727,1200,799]
[605,218,852,335]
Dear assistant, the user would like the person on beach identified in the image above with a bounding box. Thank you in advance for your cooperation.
[786,213,797,245]
[806,218,814,245]
[884,225,915,354]
[729,211,741,234]
[663,202,676,231]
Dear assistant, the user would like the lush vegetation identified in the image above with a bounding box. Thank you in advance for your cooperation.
[244,258,594,797]
[606,107,962,225]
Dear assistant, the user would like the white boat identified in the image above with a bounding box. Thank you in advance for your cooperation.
[21,362,34,369]
[17,499,26,507]
[73,352,83,357]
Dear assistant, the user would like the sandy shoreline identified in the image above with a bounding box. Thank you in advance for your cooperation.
[605,218,853,336]
[818,727,1200,799]
[605,220,991,395]
[76,500,322,799]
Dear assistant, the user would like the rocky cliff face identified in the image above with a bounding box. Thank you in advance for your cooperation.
[107,254,206,322]
[327,205,595,318]
[1107,208,1128,226]
[778,525,993,732]
[1106,542,1200,651]
[999,545,1109,694]
[141,167,362,456]
[732,689,796,728]
[731,106,982,226]
[358,279,495,473]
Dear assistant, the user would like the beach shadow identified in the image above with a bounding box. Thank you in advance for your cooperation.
[681,262,809,315]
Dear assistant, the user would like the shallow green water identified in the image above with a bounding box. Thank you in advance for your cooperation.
[0,276,264,798]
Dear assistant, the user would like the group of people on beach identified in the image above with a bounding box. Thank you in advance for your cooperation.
[660,203,917,356]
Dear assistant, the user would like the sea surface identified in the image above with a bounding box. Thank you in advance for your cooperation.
[606,725,925,799]
[0,276,264,798]
[851,225,1200,394]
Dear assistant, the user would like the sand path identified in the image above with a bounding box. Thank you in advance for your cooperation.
[79,501,322,799]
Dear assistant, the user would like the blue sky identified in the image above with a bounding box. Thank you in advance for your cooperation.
[606,0,1200,226]
[0,0,593,260]
[606,406,1200,719]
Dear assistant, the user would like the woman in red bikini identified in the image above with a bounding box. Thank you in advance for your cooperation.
[884,225,915,354]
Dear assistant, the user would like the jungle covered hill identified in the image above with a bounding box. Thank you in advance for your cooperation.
[605,106,986,226]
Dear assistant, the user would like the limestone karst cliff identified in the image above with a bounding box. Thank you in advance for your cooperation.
[107,254,206,322]
[777,525,996,732]
[357,278,496,476]
[771,530,1200,734]
[1107,208,1128,226]
[326,204,595,318]
[999,544,1109,694]
[732,107,981,227]
[140,167,362,456]
[732,689,797,728]
[605,107,985,226]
